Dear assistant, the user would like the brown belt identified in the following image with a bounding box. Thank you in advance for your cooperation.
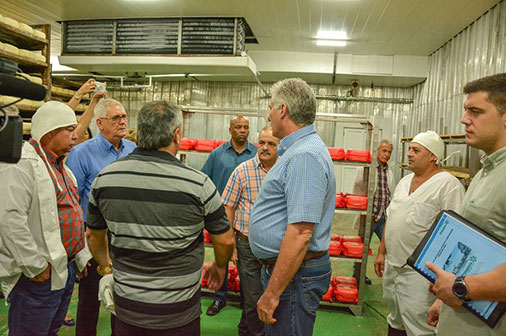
[259,250,326,266]
[234,229,248,241]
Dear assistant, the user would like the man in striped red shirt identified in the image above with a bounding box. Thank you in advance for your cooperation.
[0,101,92,335]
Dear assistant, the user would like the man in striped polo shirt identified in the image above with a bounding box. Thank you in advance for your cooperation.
[86,100,234,335]
[222,126,279,336]
[0,101,92,335]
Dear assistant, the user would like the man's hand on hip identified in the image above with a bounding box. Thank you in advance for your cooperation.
[30,264,50,282]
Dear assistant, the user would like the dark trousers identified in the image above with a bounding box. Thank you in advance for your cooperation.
[115,316,200,336]
[76,258,115,336]
[236,235,265,336]
[8,262,76,336]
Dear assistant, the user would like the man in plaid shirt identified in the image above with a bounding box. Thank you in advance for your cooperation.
[0,101,92,335]
[222,126,279,336]
[353,140,395,284]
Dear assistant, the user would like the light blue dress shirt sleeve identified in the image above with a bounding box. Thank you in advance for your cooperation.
[285,151,329,225]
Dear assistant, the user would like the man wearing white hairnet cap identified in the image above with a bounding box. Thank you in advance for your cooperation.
[374,130,465,336]
[0,101,92,335]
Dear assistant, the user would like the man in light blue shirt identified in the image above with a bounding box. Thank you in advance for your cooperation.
[66,98,136,336]
[201,116,257,320]
[250,78,336,336]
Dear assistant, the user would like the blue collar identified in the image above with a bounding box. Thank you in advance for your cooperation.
[97,133,123,152]
[224,140,255,155]
[277,125,316,156]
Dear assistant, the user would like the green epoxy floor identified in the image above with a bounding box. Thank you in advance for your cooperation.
[0,215,388,335]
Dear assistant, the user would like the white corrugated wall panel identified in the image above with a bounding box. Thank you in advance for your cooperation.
[406,1,505,167]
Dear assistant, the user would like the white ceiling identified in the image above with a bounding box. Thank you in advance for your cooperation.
[0,0,501,86]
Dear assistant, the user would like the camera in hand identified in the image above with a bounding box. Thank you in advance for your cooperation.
[0,57,47,163]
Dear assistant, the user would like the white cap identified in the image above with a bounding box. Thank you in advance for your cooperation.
[411,131,444,163]
[31,101,77,142]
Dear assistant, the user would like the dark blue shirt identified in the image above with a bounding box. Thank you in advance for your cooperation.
[201,141,257,195]
[66,133,136,221]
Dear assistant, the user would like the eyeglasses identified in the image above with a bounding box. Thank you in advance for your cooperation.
[100,115,128,124]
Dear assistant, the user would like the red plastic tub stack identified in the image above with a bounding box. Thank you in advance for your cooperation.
[227,264,240,292]
[201,261,212,287]
[344,194,368,210]
[342,242,364,258]
[327,147,345,161]
[335,193,346,208]
[328,242,342,256]
[180,137,197,150]
[195,139,216,152]
[334,285,359,303]
[203,230,211,243]
[345,149,372,162]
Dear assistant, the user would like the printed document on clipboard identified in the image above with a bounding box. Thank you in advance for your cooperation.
[407,210,506,328]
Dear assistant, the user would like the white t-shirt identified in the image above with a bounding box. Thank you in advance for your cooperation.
[385,171,465,266]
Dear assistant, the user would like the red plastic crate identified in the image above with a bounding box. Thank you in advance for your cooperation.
[180,137,197,150]
[342,242,364,258]
[228,264,238,281]
[201,261,212,287]
[328,242,342,256]
[334,285,358,303]
[228,277,240,292]
[345,195,368,210]
[335,193,346,208]
[345,149,372,162]
[322,285,334,302]
[327,147,345,161]
[330,234,340,242]
[204,230,211,243]
[195,139,216,152]
[333,276,357,288]
[340,235,362,244]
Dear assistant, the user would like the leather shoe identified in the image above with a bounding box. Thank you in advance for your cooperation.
[62,317,75,327]
[365,276,372,285]
[206,299,226,316]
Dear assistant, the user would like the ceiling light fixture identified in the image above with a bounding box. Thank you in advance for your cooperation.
[316,30,347,40]
[316,40,347,47]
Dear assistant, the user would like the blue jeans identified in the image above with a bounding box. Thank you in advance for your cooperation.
[8,261,76,336]
[261,253,331,336]
[236,235,264,336]
[214,270,228,303]
[370,214,385,241]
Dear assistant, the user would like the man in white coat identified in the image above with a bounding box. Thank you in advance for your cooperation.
[374,131,465,336]
[0,101,91,335]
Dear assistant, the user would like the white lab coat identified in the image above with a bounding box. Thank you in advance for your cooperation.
[0,142,91,299]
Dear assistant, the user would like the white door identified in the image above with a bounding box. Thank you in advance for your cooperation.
[340,127,366,193]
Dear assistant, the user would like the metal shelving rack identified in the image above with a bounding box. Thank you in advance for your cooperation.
[179,107,379,317]
[316,115,379,316]
[0,21,50,138]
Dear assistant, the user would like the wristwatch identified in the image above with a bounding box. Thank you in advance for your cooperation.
[97,262,113,276]
[452,276,470,301]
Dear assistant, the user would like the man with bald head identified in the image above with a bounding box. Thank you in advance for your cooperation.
[202,115,258,317]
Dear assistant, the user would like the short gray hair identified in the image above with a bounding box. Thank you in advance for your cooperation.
[94,98,123,118]
[270,78,316,126]
[137,101,182,150]
[379,139,393,149]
